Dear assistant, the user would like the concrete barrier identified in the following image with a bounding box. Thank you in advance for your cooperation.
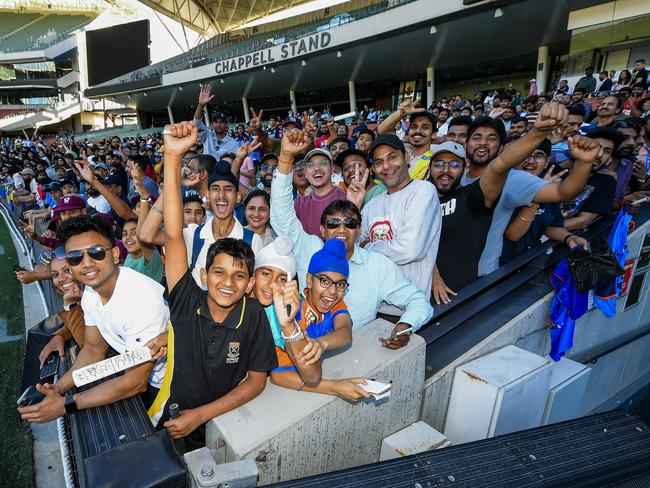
[206,318,426,485]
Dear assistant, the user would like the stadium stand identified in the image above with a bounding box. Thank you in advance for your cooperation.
[0,13,93,53]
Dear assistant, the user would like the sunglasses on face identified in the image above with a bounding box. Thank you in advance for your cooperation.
[313,273,349,292]
[306,160,330,169]
[259,164,277,172]
[431,160,464,169]
[65,245,111,266]
[324,217,360,230]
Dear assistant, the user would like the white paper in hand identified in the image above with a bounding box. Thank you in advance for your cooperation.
[360,380,392,400]
[73,347,152,387]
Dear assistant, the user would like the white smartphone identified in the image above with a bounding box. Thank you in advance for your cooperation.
[334,111,356,122]
[631,196,649,206]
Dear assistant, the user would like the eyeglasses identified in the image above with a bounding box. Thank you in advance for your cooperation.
[430,160,464,169]
[324,217,360,230]
[306,159,331,169]
[313,274,349,292]
[526,153,548,163]
[65,245,111,266]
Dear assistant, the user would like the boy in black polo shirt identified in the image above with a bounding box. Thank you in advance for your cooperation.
[150,121,277,451]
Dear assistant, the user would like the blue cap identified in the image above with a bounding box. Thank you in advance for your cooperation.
[44,182,61,192]
[308,239,349,278]
[208,160,238,188]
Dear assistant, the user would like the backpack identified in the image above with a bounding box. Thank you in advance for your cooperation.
[189,223,255,270]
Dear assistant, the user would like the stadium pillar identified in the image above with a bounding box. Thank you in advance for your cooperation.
[536,45,549,93]
[289,89,297,114]
[426,67,435,108]
[242,97,250,123]
[203,106,210,127]
[167,106,175,124]
[348,81,357,113]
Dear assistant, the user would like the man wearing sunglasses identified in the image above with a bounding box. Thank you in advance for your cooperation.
[272,129,433,349]
[256,153,278,193]
[18,216,170,424]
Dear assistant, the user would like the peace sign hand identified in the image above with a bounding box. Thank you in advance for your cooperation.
[346,162,369,209]
[249,108,264,132]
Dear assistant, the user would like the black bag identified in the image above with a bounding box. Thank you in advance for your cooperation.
[84,430,189,488]
[567,236,624,293]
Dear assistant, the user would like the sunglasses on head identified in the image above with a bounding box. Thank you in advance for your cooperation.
[65,245,111,266]
[324,217,360,230]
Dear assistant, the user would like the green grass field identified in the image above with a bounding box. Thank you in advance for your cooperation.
[0,215,35,487]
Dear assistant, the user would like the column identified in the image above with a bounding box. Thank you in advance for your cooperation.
[289,89,297,115]
[167,105,175,124]
[203,106,210,127]
[536,45,549,93]
[348,80,357,113]
[426,66,435,108]
[242,96,250,123]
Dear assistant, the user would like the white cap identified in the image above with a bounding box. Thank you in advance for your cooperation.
[303,148,333,165]
[254,236,297,279]
[431,140,466,160]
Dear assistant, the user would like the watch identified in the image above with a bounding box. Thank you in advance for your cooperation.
[64,392,78,414]
[281,322,305,343]
[63,302,78,312]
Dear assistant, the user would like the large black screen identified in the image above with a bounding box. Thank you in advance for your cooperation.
[86,20,150,86]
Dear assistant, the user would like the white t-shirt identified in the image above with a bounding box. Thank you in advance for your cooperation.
[87,194,112,214]
[360,179,441,298]
[183,216,263,287]
[81,267,169,388]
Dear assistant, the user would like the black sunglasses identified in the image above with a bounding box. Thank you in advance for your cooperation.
[324,217,360,230]
[65,245,111,267]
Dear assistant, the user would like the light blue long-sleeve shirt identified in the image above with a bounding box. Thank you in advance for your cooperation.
[270,170,433,330]
[193,117,240,160]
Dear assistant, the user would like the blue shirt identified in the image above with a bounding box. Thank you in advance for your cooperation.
[193,117,240,160]
[270,171,433,330]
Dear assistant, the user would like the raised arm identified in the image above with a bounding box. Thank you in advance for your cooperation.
[481,102,568,208]
[163,122,198,291]
[377,98,425,135]
[533,136,601,204]
[137,192,166,246]
[74,160,137,220]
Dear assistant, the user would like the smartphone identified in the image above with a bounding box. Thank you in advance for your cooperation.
[17,386,45,408]
[13,264,27,273]
[40,352,60,380]
[631,197,649,206]
[381,326,414,342]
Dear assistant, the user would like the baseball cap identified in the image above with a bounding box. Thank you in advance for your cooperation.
[430,141,466,160]
[44,182,61,192]
[369,133,406,159]
[334,148,368,168]
[56,195,86,212]
[94,162,109,171]
[282,117,302,130]
[211,111,227,121]
[102,174,124,187]
[303,148,333,165]
[21,168,35,176]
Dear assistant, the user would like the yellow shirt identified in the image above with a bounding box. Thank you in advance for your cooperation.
[409,150,433,180]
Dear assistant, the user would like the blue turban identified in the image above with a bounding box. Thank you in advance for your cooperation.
[308,238,349,278]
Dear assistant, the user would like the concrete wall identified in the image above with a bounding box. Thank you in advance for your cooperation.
[422,217,650,433]
[206,319,426,486]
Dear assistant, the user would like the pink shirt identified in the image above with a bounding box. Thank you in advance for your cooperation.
[239,156,255,188]
[294,185,347,236]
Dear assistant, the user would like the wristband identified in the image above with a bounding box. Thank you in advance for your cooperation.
[563,234,575,245]
[139,195,152,203]
[150,205,162,215]
[63,302,78,312]
[517,211,534,222]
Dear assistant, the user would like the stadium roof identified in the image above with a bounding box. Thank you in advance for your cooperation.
[135,0,350,37]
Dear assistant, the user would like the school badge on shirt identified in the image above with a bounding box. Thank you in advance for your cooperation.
[227,342,240,364]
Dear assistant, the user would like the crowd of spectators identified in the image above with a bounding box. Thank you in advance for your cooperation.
[5,64,650,451]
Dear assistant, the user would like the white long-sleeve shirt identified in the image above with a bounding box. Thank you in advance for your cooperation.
[360,179,441,298]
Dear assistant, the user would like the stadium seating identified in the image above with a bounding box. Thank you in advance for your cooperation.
[74,125,163,140]
[0,13,40,39]
[0,14,93,53]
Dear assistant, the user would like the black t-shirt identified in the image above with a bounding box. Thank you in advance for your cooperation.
[157,270,277,450]
[501,202,563,263]
[436,180,495,291]
[561,172,616,219]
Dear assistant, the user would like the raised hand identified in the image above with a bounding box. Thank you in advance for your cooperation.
[568,135,600,163]
[249,108,264,132]
[73,160,95,183]
[399,98,425,118]
[534,102,569,132]
[489,107,506,119]
[280,129,312,157]
[346,162,369,210]
[272,280,299,328]
[197,84,214,106]
[163,121,198,158]
[235,137,262,160]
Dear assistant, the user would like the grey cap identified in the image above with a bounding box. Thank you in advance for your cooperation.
[430,140,466,160]
[303,148,333,164]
